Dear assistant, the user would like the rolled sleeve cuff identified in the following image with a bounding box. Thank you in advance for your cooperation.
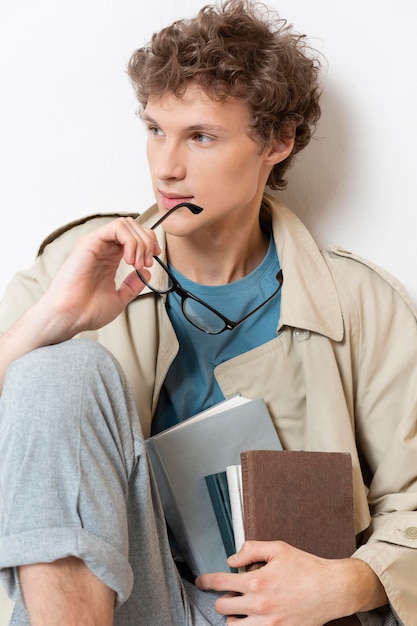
[0,527,133,610]
[353,512,417,625]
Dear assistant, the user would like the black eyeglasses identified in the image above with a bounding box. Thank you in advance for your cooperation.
[136,203,283,334]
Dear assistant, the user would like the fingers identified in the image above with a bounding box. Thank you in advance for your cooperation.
[195,574,249,620]
[75,217,162,272]
[195,571,241,594]
[119,217,161,269]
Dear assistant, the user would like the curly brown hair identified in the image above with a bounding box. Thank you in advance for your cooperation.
[127,0,322,190]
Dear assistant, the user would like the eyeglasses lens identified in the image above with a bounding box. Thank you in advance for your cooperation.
[182,298,226,334]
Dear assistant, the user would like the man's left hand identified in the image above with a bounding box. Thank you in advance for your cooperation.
[195,540,387,625]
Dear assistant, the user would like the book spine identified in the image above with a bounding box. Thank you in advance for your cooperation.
[226,465,245,552]
[205,473,235,558]
[240,452,254,540]
[239,452,265,571]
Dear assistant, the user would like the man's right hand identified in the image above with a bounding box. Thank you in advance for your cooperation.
[0,216,160,390]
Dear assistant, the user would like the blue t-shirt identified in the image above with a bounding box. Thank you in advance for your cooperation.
[152,238,281,434]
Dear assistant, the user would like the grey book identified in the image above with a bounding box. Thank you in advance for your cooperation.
[146,395,282,576]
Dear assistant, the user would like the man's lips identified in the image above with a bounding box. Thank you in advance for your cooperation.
[159,191,194,210]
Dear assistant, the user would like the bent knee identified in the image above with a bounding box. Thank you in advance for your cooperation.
[6,339,115,381]
[2,339,125,407]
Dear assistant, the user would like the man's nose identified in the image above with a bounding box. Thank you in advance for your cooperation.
[154,141,186,180]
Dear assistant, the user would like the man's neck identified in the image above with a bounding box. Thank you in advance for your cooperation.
[166,223,269,285]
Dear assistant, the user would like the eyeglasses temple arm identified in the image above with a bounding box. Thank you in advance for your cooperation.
[150,202,204,230]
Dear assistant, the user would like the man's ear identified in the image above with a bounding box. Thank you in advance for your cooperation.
[264,135,295,165]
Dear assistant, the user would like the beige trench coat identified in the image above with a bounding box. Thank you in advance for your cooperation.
[1,195,417,624]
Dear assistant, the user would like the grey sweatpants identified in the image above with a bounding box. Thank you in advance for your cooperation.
[0,339,225,625]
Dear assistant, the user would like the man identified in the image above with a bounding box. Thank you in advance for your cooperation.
[0,1,416,624]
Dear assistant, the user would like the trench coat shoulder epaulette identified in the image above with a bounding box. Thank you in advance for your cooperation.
[37,212,140,256]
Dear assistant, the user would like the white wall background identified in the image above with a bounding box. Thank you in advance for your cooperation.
[0,1,416,619]
[1,0,417,303]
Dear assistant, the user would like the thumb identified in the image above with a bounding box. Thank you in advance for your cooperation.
[118,268,150,304]
[227,541,268,570]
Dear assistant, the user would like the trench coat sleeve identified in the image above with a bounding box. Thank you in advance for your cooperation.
[326,248,417,625]
[0,213,131,337]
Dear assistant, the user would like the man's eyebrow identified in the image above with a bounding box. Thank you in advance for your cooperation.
[140,112,154,123]
[141,112,226,133]
[185,123,227,133]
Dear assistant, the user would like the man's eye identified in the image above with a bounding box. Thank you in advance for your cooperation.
[194,133,213,143]
[148,126,164,136]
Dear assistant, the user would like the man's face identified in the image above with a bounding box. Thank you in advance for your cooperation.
[142,83,291,237]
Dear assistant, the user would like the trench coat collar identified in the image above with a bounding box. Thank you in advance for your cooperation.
[263,194,344,341]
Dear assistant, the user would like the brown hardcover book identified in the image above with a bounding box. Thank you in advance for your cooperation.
[240,450,359,625]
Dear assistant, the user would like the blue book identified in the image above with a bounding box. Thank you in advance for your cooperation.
[205,471,236,569]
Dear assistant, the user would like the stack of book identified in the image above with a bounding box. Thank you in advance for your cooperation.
[146,395,282,575]
[146,396,359,625]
